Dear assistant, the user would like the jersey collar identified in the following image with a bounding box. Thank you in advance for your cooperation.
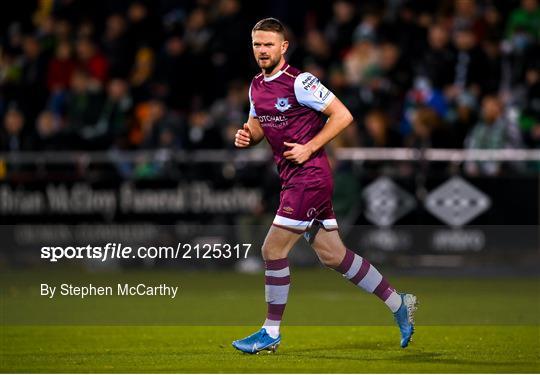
[263,64,289,82]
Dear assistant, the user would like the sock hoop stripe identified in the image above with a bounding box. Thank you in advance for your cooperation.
[265,275,291,286]
[380,286,395,301]
[330,249,399,313]
[344,255,362,279]
[267,312,283,321]
[267,303,286,314]
[265,258,289,270]
[350,258,370,285]
[373,278,391,300]
[336,249,355,274]
[265,267,290,277]
[267,303,286,320]
[359,265,382,292]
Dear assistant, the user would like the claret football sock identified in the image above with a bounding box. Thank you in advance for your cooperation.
[262,257,290,338]
[333,248,402,313]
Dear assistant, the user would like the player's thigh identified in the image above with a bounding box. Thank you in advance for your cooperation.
[310,228,346,267]
[261,225,302,260]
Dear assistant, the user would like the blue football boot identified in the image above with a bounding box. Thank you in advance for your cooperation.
[393,293,418,348]
[232,328,281,354]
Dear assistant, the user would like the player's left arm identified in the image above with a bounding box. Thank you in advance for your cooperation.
[284,97,353,164]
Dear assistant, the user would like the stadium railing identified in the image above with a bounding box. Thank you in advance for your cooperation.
[1,148,540,164]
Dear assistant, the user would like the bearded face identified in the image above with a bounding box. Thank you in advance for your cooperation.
[252,30,288,74]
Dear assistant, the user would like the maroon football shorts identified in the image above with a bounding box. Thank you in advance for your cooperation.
[273,176,338,233]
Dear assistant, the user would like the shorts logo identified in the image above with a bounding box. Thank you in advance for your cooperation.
[275,97,291,112]
[283,206,294,214]
[307,207,317,218]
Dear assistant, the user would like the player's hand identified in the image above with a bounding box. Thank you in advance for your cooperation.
[235,123,252,148]
[283,142,313,164]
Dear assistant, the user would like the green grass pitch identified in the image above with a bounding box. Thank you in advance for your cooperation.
[1,269,539,373]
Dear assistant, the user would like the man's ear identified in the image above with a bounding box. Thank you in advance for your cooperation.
[281,40,289,55]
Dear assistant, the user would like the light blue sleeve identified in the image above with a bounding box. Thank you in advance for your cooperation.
[293,72,335,112]
[249,84,257,117]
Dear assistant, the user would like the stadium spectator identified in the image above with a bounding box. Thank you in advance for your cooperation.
[450,92,479,147]
[519,66,540,148]
[209,0,251,90]
[186,110,223,150]
[34,110,61,151]
[134,98,183,150]
[1,106,29,151]
[126,1,161,50]
[86,78,133,149]
[53,19,73,44]
[183,7,215,105]
[210,81,249,149]
[481,36,503,95]
[380,1,426,62]
[19,34,49,123]
[362,110,402,148]
[407,106,452,149]
[0,48,23,110]
[303,29,333,70]
[0,0,538,155]
[446,26,487,101]
[324,0,358,59]
[419,23,455,90]
[506,0,540,40]
[465,95,523,176]
[153,34,193,110]
[102,13,135,78]
[401,77,449,136]
[483,4,504,41]
[75,37,109,87]
[129,46,155,103]
[47,41,77,93]
[448,0,486,41]
[368,41,412,119]
[64,69,105,147]
[47,40,76,115]
[343,20,379,88]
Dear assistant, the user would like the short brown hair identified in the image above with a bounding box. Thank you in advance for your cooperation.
[252,18,286,38]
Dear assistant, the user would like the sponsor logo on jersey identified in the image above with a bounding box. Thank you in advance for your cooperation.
[274,97,291,112]
[302,75,319,91]
[283,206,294,214]
[313,84,331,102]
[258,114,288,129]
[258,115,287,122]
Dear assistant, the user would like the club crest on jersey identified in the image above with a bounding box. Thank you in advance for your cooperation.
[275,97,291,112]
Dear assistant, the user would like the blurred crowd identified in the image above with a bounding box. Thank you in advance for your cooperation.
[1,0,539,160]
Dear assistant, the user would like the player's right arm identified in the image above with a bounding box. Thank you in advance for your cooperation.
[235,82,265,148]
[234,116,265,148]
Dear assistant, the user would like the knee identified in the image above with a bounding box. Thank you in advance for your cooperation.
[261,242,285,261]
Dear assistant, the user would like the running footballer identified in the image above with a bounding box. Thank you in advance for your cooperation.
[232,18,418,354]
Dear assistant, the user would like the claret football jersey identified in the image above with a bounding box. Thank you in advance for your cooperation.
[249,64,336,184]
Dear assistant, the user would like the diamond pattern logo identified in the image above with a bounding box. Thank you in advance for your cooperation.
[425,177,491,227]
[363,177,416,227]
